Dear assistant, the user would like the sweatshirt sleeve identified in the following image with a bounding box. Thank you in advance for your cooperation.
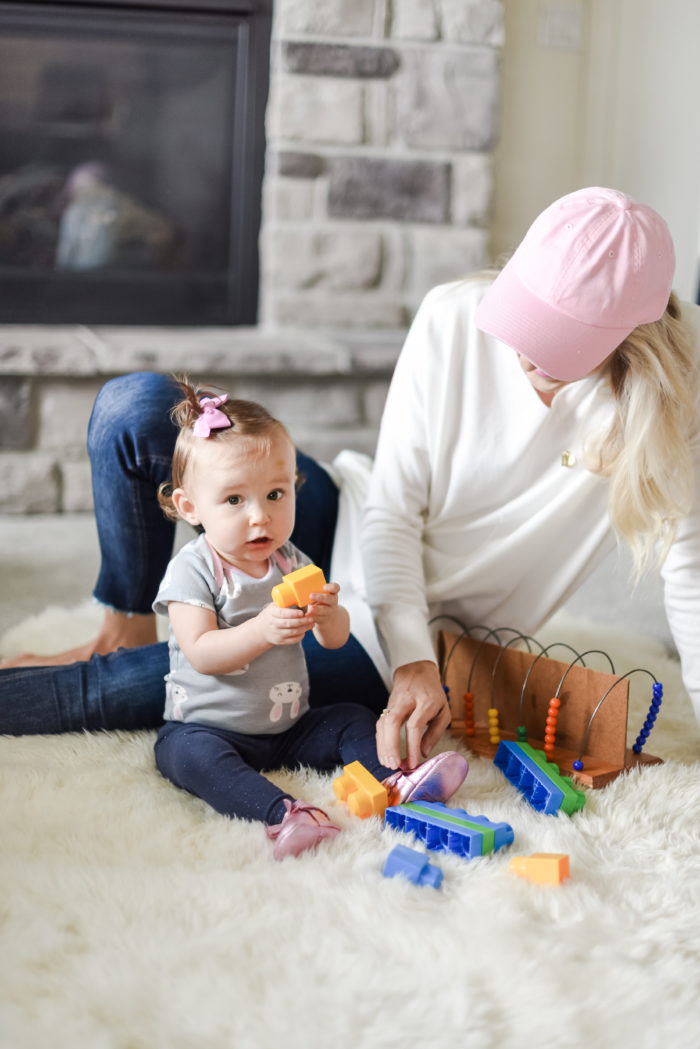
[660,303,700,729]
[660,425,700,728]
[361,285,446,673]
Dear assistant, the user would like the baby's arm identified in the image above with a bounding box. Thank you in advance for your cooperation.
[307,582,351,650]
[168,601,314,676]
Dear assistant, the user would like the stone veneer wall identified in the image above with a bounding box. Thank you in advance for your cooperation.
[262,0,502,329]
[0,0,502,515]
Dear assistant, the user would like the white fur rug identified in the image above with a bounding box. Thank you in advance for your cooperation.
[2,605,700,1049]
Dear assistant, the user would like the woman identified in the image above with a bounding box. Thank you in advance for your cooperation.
[3,187,699,761]
[366,186,700,769]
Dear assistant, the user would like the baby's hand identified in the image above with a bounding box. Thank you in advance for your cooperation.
[307,582,340,625]
[308,582,349,649]
[256,603,313,646]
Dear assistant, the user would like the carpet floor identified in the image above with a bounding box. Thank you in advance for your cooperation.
[1,605,699,1049]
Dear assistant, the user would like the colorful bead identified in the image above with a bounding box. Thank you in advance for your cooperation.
[543,697,560,757]
[632,681,663,754]
[463,692,476,738]
[488,707,500,745]
[572,759,583,772]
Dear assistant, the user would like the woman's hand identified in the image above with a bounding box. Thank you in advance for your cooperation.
[376,659,451,770]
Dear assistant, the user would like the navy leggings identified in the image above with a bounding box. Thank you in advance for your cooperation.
[155,704,394,825]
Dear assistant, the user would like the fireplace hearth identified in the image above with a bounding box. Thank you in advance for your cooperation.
[0,0,272,324]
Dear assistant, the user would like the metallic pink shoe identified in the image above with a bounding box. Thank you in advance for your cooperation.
[382,751,469,808]
[265,799,341,860]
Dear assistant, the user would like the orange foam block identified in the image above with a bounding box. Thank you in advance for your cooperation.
[509,853,570,886]
[332,761,388,819]
[271,564,326,608]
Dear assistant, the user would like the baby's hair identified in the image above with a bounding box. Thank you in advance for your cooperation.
[157,376,294,524]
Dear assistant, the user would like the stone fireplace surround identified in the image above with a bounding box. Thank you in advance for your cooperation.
[0,0,502,513]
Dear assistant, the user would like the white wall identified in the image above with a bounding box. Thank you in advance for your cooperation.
[491,0,587,263]
[492,0,700,301]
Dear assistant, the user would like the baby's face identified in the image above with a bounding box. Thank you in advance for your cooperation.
[184,432,297,577]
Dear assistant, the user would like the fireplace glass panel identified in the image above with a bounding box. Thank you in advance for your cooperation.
[0,3,270,323]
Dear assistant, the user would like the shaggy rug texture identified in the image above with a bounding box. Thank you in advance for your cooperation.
[2,604,700,1049]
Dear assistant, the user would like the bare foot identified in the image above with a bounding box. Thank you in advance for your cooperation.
[1,610,159,668]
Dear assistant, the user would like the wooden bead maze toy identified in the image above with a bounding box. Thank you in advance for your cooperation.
[439,625,663,789]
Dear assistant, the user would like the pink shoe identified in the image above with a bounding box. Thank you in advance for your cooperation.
[382,751,469,808]
[265,800,341,860]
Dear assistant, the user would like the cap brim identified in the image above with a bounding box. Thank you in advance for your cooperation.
[474,259,631,381]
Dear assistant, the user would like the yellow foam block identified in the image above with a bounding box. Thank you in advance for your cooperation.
[509,853,570,886]
[332,761,388,819]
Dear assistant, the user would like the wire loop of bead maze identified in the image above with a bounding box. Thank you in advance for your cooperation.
[436,622,663,789]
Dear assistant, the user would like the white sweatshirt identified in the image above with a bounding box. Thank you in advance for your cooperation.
[353,279,700,725]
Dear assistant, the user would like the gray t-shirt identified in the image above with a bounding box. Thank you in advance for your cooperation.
[153,534,311,734]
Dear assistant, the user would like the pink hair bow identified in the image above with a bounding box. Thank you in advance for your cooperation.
[193,394,232,438]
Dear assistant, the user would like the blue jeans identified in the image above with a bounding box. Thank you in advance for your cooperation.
[155,704,394,824]
[0,373,388,735]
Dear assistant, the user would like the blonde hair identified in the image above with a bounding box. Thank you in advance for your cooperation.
[157,376,293,524]
[583,292,699,576]
[465,269,699,576]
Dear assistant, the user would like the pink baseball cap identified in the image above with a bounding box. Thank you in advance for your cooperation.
[474,187,675,381]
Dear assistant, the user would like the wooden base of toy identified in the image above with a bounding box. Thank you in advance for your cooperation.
[440,631,663,790]
[449,723,662,788]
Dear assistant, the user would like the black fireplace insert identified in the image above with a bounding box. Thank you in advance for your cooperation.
[0,0,271,324]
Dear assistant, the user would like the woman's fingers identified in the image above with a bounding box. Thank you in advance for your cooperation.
[376,705,403,769]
